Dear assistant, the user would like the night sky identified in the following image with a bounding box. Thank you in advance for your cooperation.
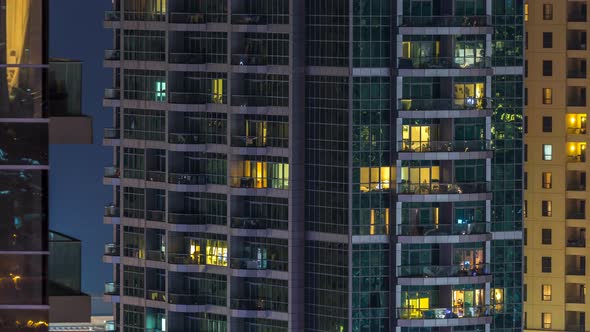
[48,0,112,308]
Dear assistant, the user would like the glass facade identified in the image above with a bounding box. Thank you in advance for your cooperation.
[0,0,49,330]
[104,0,522,330]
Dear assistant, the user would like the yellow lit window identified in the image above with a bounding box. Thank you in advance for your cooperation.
[369,208,390,235]
[542,172,552,189]
[212,79,224,104]
[205,240,228,266]
[542,312,552,329]
[542,284,552,301]
[542,88,552,105]
[524,4,529,21]
[360,167,392,192]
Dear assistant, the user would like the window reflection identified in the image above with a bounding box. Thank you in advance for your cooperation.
[0,123,48,165]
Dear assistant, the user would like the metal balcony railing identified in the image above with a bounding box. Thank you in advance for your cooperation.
[146,210,165,222]
[398,98,492,111]
[168,293,225,306]
[104,205,120,217]
[398,15,491,27]
[168,92,225,105]
[231,54,289,66]
[566,295,585,304]
[229,257,288,271]
[168,173,207,185]
[104,128,120,139]
[231,95,288,107]
[146,171,165,182]
[169,12,226,24]
[168,133,203,144]
[104,166,119,178]
[567,238,586,248]
[231,135,288,148]
[231,298,288,312]
[104,88,120,100]
[104,49,120,61]
[567,211,586,219]
[567,127,587,134]
[104,244,119,256]
[104,282,120,295]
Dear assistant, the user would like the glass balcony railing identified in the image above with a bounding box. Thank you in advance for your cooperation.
[104,49,120,61]
[397,306,493,320]
[168,92,226,105]
[230,176,289,190]
[399,56,491,69]
[398,223,487,236]
[168,173,207,185]
[229,257,288,271]
[568,127,587,134]
[104,205,120,217]
[104,88,120,100]
[567,211,586,219]
[231,298,288,312]
[169,12,226,24]
[398,15,491,27]
[566,295,585,304]
[168,253,208,265]
[146,210,165,222]
[146,289,166,302]
[567,268,586,276]
[231,54,289,66]
[231,13,289,25]
[398,140,491,153]
[567,238,586,247]
[146,171,166,182]
[399,98,492,111]
[168,53,207,64]
[230,217,288,230]
[104,244,120,256]
[168,293,225,306]
[168,133,203,144]
[398,263,490,278]
[398,182,490,195]
[104,11,121,21]
[231,95,288,107]
[146,250,165,262]
[231,136,288,148]
[104,166,119,178]
[104,282,120,295]
[104,321,116,332]
[104,128,120,139]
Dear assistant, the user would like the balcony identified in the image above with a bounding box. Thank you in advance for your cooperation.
[398,223,487,236]
[567,295,585,304]
[104,321,116,332]
[399,98,491,112]
[168,92,226,105]
[567,211,586,219]
[567,87,587,107]
[168,293,225,306]
[398,56,491,70]
[104,205,120,217]
[231,54,288,66]
[168,133,203,145]
[398,264,489,278]
[568,30,588,50]
[146,210,165,222]
[104,166,119,178]
[231,136,288,148]
[398,140,490,153]
[569,2,588,22]
[398,15,491,27]
[567,59,587,78]
[230,217,287,231]
[104,244,119,256]
[169,12,226,24]
[104,11,121,21]
[104,128,120,139]
[168,173,206,185]
[397,305,492,320]
[568,238,586,248]
[398,182,490,195]
[231,298,288,312]
[104,49,120,61]
[231,95,288,108]
[146,170,166,182]
[567,268,586,276]
[145,250,165,262]
[104,88,120,100]
[230,257,288,271]
[168,53,207,64]
[104,282,120,296]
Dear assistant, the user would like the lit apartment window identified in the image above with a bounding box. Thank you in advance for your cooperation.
[543,4,553,20]
[542,144,552,160]
[543,32,553,48]
[542,284,552,301]
[542,172,552,189]
[541,256,552,272]
[542,116,552,132]
[542,88,552,104]
[525,3,529,21]
[542,200,552,216]
[542,312,552,329]
[542,60,552,76]
[542,228,552,244]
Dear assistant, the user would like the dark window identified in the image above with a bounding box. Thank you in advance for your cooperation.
[543,4,553,20]
[524,116,528,133]
[524,228,528,245]
[525,60,528,77]
[542,228,552,244]
[543,32,553,48]
[524,284,528,302]
[541,257,552,272]
[526,31,529,49]
[543,60,553,76]
[542,116,552,132]
[525,144,528,161]
[524,171,528,189]
[524,256,527,273]
[524,200,528,218]
[525,88,528,105]
[542,200,552,216]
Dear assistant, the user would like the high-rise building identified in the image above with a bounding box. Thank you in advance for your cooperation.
[523,1,590,331]
[0,1,91,330]
[103,1,524,331]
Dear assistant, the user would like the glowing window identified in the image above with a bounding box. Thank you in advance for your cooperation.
[542,284,552,301]
[155,81,166,101]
